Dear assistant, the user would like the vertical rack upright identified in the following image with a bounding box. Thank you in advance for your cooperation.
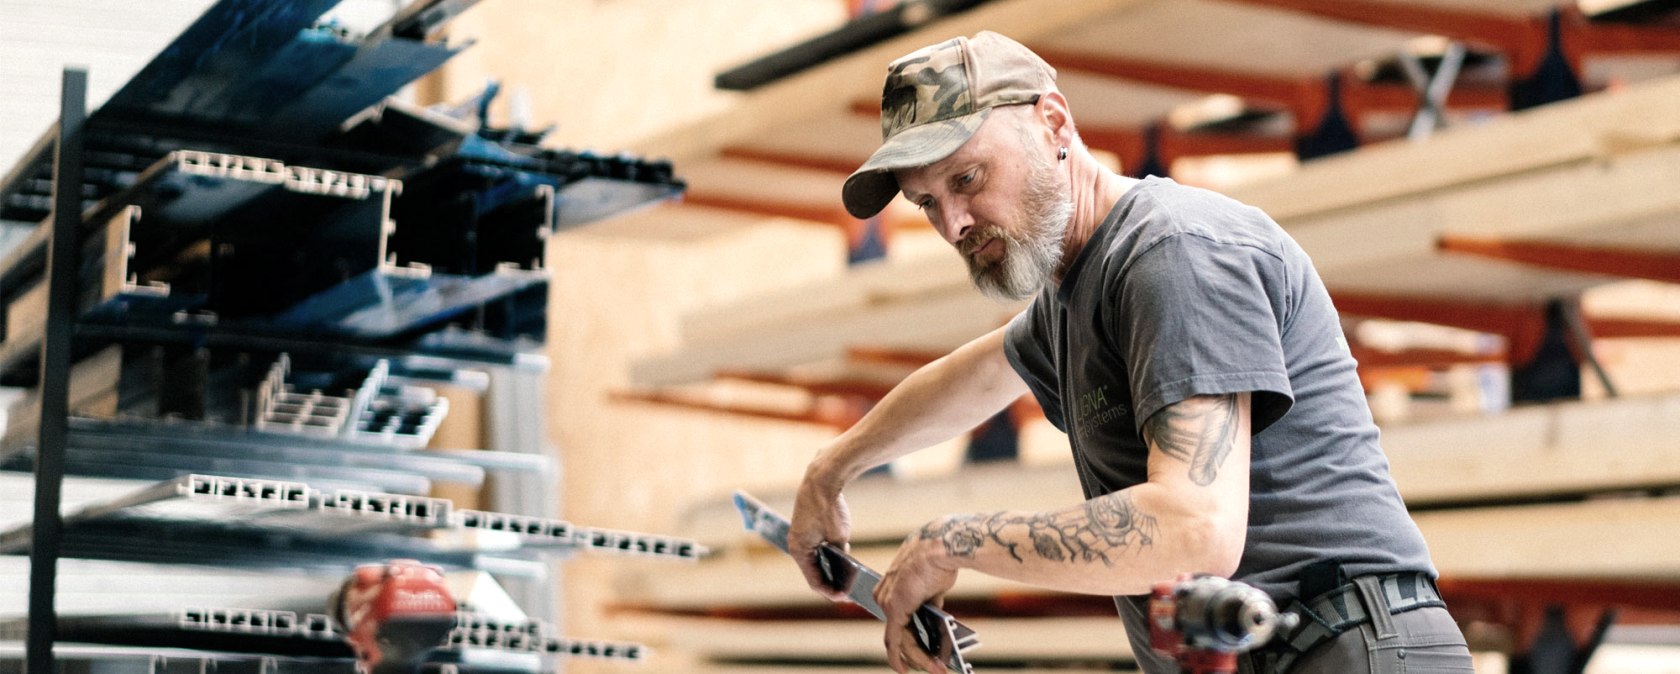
[23,66,86,674]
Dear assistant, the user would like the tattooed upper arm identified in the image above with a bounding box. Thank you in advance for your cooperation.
[1143,394,1241,486]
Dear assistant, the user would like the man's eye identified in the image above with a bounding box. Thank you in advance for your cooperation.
[958,171,976,187]
[918,199,934,212]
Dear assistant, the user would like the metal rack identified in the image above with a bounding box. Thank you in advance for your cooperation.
[3,2,687,671]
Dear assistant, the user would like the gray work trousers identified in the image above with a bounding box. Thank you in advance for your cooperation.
[1239,577,1475,674]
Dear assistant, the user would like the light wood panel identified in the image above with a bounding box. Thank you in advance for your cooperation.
[1292,141,1680,300]
[629,0,1145,162]
[616,615,1136,664]
[1417,497,1680,580]
[1228,73,1680,222]
[1051,0,1418,78]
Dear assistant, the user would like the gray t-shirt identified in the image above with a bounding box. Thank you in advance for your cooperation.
[1004,176,1434,671]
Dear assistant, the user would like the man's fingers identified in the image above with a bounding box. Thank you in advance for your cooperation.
[883,623,907,674]
[910,640,947,674]
[793,545,850,602]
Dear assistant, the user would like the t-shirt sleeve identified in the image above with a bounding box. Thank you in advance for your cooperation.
[1109,233,1294,434]
[1004,300,1066,431]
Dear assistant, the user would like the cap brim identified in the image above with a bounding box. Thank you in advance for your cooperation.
[841,107,991,219]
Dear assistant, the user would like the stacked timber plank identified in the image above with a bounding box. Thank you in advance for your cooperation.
[632,73,1680,385]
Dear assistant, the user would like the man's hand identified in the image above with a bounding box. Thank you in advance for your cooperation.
[789,466,853,602]
[875,521,962,674]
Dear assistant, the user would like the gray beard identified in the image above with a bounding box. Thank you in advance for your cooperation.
[967,155,1072,301]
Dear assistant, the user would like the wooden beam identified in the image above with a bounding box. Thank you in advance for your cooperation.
[1348,344,1506,369]
[1285,138,1680,303]
[629,0,1138,162]
[613,615,1138,664]
[1416,496,1680,579]
[1036,48,1327,127]
[714,370,897,400]
[631,252,1016,385]
[1438,578,1680,617]
[718,146,866,176]
[681,193,853,230]
[1586,316,1680,339]
[1078,125,1296,170]
[1224,0,1544,72]
[1331,292,1549,364]
[1573,7,1680,54]
[1439,235,1680,284]
[845,346,947,368]
[609,390,862,430]
[1226,71,1680,223]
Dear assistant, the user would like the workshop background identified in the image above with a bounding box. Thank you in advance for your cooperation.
[2,1,1679,673]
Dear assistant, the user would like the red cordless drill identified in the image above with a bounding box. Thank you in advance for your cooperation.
[331,559,459,674]
[1149,574,1298,674]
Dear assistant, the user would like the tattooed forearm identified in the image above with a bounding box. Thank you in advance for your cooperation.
[1144,394,1240,486]
[917,493,1159,566]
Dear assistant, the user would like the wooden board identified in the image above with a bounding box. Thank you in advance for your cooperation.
[1228,73,1680,222]
[1417,497,1680,580]
[1384,392,1680,503]
[615,615,1136,664]
[633,285,1021,385]
[629,0,1145,162]
[1050,0,1418,78]
[1292,140,1680,301]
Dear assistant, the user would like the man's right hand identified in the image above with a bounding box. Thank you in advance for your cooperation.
[789,465,854,602]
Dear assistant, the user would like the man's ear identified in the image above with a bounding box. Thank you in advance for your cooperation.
[1036,91,1075,147]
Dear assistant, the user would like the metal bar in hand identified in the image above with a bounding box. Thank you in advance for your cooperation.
[733,491,980,674]
[28,66,88,674]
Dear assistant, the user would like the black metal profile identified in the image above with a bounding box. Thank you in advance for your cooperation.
[714,0,994,91]
[26,66,87,674]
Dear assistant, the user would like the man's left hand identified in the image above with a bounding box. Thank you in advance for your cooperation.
[874,521,961,673]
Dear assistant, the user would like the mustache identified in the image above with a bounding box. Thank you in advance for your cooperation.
[959,226,1006,257]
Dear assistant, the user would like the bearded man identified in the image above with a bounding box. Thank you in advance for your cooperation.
[787,31,1474,674]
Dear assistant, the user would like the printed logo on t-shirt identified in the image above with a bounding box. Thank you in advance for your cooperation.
[1073,385,1130,442]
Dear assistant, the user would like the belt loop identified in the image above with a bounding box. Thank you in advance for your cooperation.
[1353,575,1399,640]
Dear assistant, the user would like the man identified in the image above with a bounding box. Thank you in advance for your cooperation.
[788,31,1473,674]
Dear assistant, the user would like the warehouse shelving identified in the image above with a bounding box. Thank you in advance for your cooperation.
[0,1,689,672]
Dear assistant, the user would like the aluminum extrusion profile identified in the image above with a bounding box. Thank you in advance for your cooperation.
[451,510,705,561]
[256,355,352,437]
[0,449,436,496]
[344,359,451,448]
[256,356,451,448]
[0,518,519,575]
[440,614,645,663]
[67,474,311,525]
[733,490,981,674]
[178,608,308,637]
[376,0,488,42]
[0,415,528,495]
[309,489,455,535]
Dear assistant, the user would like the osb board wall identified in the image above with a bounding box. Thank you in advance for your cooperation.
[543,204,847,653]
[429,0,845,150]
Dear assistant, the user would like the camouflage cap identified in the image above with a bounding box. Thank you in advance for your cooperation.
[842,31,1056,219]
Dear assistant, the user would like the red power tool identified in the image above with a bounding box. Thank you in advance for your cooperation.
[1149,574,1298,674]
[331,559,459,674]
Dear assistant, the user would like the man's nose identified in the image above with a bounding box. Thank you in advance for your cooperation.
[939,207,974,245]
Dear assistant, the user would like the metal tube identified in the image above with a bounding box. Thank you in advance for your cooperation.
[28,66,88,674]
